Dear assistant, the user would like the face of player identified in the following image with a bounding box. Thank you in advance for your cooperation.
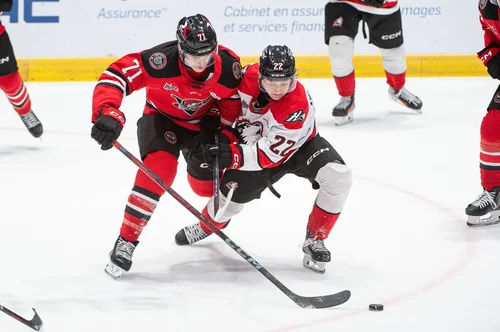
[261,78,292,100]
[183,53,213,72]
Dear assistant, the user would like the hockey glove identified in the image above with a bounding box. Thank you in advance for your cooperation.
[203,143,243,170]
[478,43,500,79]
[0,1,13,12]
[219,126,242,144]
[363,0,385,8]
[199,109,221,144]
[91,108,125,150]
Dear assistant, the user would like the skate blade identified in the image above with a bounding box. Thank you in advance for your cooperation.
[104,262,124,280]
[333,113,353,126]
[390,95,423,113]
[303,254,326,274]
[467,214,500,227]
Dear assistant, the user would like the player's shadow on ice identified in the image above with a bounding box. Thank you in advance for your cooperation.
[127,242,377,287]
[438,218,500,241]
[0,145,43,158]
[317,110,422,132]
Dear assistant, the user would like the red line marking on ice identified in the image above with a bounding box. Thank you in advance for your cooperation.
[1,125,479,330]
[267,175,477,332]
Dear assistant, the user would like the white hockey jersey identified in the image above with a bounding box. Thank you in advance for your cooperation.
[234,63,317,171]
[327,0,399,15]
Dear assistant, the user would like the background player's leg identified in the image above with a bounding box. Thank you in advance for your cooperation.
[0,29,42,138]
[466,90,500,226]
[324,2,360,125]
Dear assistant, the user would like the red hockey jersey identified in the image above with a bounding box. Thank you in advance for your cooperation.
[479,0,500,47]
[327,0,399,15]
[235,64,317,171]
[92,41,242,131]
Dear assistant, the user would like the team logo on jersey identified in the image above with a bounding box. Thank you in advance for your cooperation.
[479,0,487,9]
[494,92,500,104]
[236,120,264,144]
[171,94,212,116]
[164,131,177,144]
[251,101,266,114]
[232,62,242,79]
[236,120,251,132]
[210,91,221,100]
[241,99,249,110]
[163,83,178,91]
[284,110,306,123]
[149,52,167,70]
[332,17,343,28]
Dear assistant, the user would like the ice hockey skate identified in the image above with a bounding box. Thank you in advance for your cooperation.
[104,236,139,279]
[19,109,43,138]
[302,231,331,274]
[389,87,423,112]
[466,187,500,227]
[332,94,355,126]
[175,223,212,245]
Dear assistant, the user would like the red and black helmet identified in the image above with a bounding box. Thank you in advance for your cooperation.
[176,14,218,56]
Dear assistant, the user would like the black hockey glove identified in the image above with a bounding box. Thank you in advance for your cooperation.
[186,134,207,170]
[0,1,13,12]
[91,108,125,150]
[203,143,243,170]
[186,126,241,171]
[478,43,500,79]
[199,109,221,144]
[363,0,385,8]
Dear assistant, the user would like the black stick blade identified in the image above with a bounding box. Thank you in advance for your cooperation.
[293,290,351,309]
[30,309,43,331]
[0,305,43,331]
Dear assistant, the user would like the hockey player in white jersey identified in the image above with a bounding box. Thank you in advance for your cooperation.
[325,0,423,125]
[174,45,352,273]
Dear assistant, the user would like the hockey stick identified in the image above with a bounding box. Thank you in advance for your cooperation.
[213,134,220,215]
[0,305,43,331]
[112,141,351,308]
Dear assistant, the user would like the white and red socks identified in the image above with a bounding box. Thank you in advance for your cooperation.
[386,71,423,111]
[302,205,340,273]
[332,72,355,126]
[0,71,43,137]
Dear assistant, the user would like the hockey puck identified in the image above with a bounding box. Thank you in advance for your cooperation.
[369,304,384,311]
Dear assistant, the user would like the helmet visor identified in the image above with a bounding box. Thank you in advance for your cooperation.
[179,45,218,71]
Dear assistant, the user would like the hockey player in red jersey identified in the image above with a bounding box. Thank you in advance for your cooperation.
[174,45,352,273]
[325,0,422,125]
[0,1,43,138]
[90,14,242,278]
[466,0,500,227]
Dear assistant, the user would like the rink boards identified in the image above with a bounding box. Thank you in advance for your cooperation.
[15,54,485,82]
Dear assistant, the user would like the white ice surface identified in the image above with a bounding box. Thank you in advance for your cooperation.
[1,77,499,332]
